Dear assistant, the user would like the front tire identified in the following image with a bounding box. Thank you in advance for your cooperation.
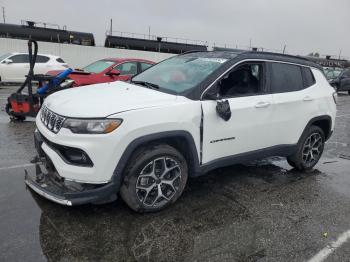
[120,144,188,213]
[348,90,350,96]
[287,126,325,171]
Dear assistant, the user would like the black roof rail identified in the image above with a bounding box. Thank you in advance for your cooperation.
[245,51,310,62]
[179,50,207,55]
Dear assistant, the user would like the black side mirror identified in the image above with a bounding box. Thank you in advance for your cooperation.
[216,100,231,121]
[203,82,231,121]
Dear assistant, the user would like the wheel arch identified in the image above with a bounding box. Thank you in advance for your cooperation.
[112,131,200,190]
[303,115,333,141]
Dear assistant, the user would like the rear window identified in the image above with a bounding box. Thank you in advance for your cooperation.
[302,67,316,88]
[270,62,303,93]
[36,55,50,63]
[56,58,65,63]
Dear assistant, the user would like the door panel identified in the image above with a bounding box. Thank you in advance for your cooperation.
[201,94,274,164]
[268,63,318,145]
[1,61,28,82]
[270,88,315,145]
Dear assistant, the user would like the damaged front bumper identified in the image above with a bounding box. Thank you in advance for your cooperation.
[25,162,117,206]
[25,131,118,206]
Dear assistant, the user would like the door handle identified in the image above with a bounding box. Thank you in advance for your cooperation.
[303,96,313,101]
[255,102,271,108]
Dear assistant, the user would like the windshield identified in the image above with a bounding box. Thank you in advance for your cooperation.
[132,55,228,94]
[83,60,115,73]
[0,53,10,62]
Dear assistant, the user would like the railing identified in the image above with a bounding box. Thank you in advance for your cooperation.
[106,30,208,46]
[20,20,62,30]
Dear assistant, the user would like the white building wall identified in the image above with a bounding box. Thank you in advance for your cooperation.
[0,38,175,68]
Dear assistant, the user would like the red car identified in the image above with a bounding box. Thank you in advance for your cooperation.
[47,58,155,87]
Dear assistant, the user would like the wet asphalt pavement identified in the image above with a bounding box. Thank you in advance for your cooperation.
[0,86,350,262]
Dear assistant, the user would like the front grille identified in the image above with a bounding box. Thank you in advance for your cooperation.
[40,105,66,133]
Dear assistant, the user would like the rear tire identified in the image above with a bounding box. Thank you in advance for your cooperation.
[120,144,188,213]
[348,90,350,96]
[287,126,325,171]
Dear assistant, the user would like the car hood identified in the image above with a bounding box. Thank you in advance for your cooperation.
[45,81,183,118]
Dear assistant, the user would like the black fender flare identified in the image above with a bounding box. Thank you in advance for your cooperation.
[111,130,200,191]
[300,115,333,142]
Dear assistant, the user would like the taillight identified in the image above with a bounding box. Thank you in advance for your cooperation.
[332,92,337,104]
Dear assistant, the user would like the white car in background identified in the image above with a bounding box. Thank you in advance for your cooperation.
[0,53,69,83]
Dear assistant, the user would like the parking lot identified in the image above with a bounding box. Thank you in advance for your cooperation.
[0,85,350,261]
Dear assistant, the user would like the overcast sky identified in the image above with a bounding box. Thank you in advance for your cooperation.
[1,0,349,58]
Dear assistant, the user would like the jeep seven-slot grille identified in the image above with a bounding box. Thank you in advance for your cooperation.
[40,105,65,133]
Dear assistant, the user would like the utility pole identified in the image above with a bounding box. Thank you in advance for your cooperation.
[2,7,5,24]
[338,49,342,60]
[109,19,112,36]
[283,45,287,54]
[148,26,151,40]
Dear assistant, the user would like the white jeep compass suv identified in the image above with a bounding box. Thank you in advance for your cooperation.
[26,51,337,212]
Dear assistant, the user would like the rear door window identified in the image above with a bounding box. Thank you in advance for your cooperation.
[36,55,50,63]
[270,62,303,93]
[56,58,65,63]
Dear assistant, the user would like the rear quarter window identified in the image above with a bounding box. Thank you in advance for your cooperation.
[302,67,316,88]
[270,62,303,93]
[56,58,65,63]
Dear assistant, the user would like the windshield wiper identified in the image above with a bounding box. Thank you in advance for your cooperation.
[131,80,159,89]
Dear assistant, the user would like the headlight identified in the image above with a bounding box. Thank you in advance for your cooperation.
[62,119,122,134]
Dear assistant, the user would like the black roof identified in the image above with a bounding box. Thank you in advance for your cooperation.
[180,50,323,70]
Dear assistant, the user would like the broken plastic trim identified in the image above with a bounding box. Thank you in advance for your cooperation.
[24,170,73,206]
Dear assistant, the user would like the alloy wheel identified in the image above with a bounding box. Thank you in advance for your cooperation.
[302,132,323,166]
[136,157,182,208]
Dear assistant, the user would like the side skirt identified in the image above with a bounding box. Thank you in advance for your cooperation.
[194,144,297,176]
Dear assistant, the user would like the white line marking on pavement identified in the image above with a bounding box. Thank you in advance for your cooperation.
[308,229,350,262]
[0,163,34,171]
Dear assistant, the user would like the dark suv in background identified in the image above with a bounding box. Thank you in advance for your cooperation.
[326,68,350,95]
